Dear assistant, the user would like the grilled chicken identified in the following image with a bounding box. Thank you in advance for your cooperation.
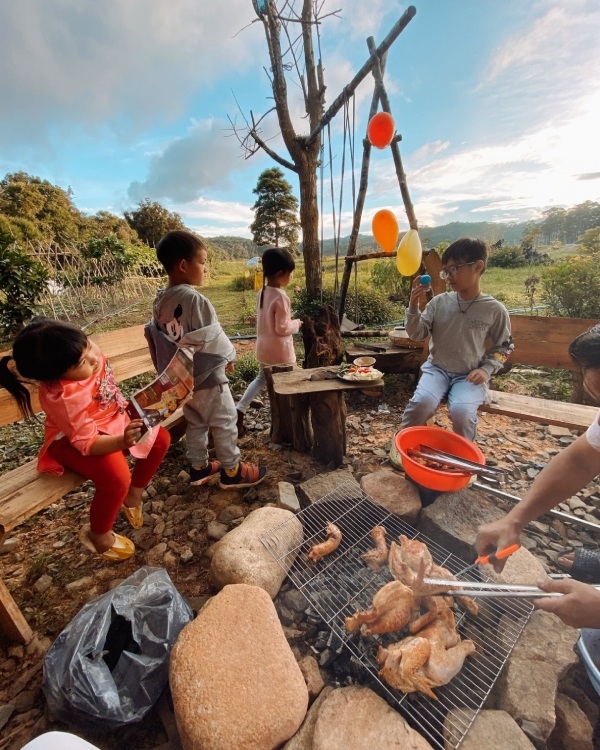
[361,525,389,571]
[344,580,418,636]
[307,523,342,564]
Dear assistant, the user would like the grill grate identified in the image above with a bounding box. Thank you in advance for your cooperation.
[262,482,533,749]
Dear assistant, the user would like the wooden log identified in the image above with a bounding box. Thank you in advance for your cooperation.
[265,366,312,450]
[309,391,347,467]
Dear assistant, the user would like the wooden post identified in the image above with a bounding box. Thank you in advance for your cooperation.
[309,392,347,467]
[265,366,312,450]
[0,580,33,644]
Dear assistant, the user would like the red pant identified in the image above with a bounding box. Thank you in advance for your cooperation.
[48,427,171,534]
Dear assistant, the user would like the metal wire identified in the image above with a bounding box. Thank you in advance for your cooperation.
[261,482,533,750]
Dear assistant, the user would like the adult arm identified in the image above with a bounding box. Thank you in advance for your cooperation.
[476,431,600,567]
[533,577,600,628]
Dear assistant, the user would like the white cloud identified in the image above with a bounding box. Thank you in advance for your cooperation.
[0,0,261,149]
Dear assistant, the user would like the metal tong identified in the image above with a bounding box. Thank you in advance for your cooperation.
[422,577,600,599]
[409,444,510,483]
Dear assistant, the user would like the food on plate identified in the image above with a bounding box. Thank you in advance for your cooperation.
[344,580,419,636]
[307,522,343,564]
[361,525,389,571]
[376,606,476,700]
[338,363,383,382]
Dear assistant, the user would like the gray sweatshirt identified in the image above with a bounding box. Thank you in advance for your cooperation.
[405,292,514,376]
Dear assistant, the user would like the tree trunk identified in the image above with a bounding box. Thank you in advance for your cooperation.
[302,305,344,368]
[297,150,321,300]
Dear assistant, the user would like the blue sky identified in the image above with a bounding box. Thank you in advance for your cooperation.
[1,0,599,238]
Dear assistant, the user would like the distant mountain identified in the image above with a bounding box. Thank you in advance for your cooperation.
[317,221,530,256]
[208,220,530,259]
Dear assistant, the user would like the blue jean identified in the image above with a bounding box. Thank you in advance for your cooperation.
[400,361,489,441]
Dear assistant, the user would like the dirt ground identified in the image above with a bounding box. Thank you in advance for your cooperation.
[0,349,594,750]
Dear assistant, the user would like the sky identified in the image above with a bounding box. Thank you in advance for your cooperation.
[1,0,599,239]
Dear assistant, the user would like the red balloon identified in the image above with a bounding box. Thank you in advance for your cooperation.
[367,112,395,149]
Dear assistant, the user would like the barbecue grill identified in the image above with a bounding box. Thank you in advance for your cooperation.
[261,482,533,749]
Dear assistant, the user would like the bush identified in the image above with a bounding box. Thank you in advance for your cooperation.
[0,241,48,336]
[369,260,411,303]
[541,255,600,318]
[293,284,396,326]
[488,244,527,269]
[229,273,254,291]
[229,353,259,392]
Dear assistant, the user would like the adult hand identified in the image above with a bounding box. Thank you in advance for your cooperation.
[475,517,522,573]
[123,420,143,448]
[466,368,489,385]
[533,577,600,629]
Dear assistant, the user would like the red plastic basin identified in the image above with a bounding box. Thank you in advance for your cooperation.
[395,426,485,491]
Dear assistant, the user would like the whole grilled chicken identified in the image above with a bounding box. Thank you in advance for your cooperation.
[377,607,476,700]
[344,580,418,636]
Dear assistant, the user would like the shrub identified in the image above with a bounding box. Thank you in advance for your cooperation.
[229,353,259,392]
[0,241,48,336]
[541,255,600,318]
[369,260,411,303]
[488,244,527,269]
[293,284,396,326]
[229,273,254,291]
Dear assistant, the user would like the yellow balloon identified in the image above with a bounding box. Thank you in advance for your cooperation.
[396,229,423,276]
[372,209,399,254]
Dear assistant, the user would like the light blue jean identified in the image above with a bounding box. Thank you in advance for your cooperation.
[237,366,268,415]
[400,361,489,442]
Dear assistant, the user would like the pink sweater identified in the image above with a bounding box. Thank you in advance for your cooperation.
[255,286,302,366]
[38,355,157,475]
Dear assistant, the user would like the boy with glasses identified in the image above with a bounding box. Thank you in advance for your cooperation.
[396,237,513,445]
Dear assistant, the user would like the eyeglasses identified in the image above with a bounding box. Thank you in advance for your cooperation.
[439,262,475,280]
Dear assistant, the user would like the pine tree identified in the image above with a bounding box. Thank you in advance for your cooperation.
[250,168,300,253]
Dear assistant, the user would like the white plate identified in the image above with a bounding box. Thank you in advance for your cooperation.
[338,368,384,382]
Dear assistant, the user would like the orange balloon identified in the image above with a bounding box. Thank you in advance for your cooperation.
[396,229,423,276]
[372,209,399,254]
[367,112,395,149]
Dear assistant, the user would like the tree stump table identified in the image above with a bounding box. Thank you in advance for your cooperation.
[345,341,426,375]
[268,366,384,467]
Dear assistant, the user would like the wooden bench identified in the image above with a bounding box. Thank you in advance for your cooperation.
[0,325,184,643]
[480,315,598,429]
[348,315,599,431]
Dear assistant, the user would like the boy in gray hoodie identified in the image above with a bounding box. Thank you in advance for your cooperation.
[399,237,514,443]
[147,230,266,488]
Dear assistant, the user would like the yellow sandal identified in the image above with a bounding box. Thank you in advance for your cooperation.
[122,503,143,529]
[79,525,136,562]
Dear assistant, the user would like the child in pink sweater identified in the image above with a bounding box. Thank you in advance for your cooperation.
[236,248,302,436]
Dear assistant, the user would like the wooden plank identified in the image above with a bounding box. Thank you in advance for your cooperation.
[481,390,597,431]
[0,326,153,427]
[0,580,33,644]
[508,315,597,371]
[272,367,383,396]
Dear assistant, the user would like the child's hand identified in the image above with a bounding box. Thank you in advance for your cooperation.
[408,277,430,307]
[123,420,144,448]
[225,363,234,374]
[466,368,489,385]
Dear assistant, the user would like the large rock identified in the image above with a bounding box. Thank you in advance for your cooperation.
[548,693,594,750]
[209,506,302,598]
[170,584,308,750]
[311,686,434,749]
[296,468,358,507]
[489,610,580,748]
[417,487,505,561]
[480,546,547,586]
[445,709,536,749]
[282,686,333,750]
[359,470,422,524]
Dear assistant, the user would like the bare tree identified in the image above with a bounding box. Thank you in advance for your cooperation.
[234,1,416,301]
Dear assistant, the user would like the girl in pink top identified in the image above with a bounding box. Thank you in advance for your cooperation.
[236,248,302,436]
[0,318,170,561]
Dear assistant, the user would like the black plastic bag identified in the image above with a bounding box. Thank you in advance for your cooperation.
[42,566,193,731]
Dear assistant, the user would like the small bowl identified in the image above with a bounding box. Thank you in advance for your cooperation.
[395,426,485,491]
[353,356,376,367]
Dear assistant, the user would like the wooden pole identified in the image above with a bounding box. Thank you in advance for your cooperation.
[305,6,416,146]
